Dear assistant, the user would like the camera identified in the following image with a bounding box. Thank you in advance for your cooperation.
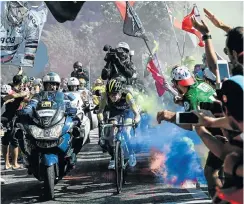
[103,44,117,62]
[199,102,223,114]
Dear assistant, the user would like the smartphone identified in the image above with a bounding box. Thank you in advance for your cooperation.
[217,60,230,81]
[176,112,199,125]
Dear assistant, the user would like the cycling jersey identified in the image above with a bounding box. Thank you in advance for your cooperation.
[97,91,139,120]
[0,2,47,67]
[183,80,216,111]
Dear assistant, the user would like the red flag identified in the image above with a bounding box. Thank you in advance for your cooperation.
[147,55,166,97]
[115,1,135,20]
[182,6,204,47]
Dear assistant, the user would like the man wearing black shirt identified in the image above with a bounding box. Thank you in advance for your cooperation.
[1,75,28,170]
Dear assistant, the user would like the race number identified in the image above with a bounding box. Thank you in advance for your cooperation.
[41,101,52,108]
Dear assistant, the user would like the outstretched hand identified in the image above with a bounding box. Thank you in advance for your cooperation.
[204,8,223,29]
[191,16,210,35]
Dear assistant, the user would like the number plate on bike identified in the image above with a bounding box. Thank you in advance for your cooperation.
[41,101,52,108]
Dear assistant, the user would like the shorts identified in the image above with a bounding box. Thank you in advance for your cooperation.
[1,130,18,148]
[1,117,18,148]
[205,151,223,170]
[109,109,134,122]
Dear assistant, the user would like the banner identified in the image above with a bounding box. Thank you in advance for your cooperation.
[115,1,135,20]
[147,54,166,97]
[0,2,48,68]
[123,1,147,40]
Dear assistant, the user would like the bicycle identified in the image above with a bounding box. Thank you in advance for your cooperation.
[100,118,136,194]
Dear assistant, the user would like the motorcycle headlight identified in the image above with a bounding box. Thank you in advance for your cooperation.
[29,125,44,138]
[48,124,63,138]
[29,124,63,139]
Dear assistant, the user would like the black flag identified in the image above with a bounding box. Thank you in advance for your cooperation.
[123,1,147,40]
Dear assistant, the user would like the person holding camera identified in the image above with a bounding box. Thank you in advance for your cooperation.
[101,42,137,85]
[71,61,89,86]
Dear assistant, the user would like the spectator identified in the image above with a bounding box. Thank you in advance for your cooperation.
[1,75,29,170]
[191,9,243,78]
[193,76,243,202]
[156,65,226,198]
[71,61,89,84]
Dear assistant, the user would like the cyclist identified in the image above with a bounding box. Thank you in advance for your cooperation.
[97,77,141,169]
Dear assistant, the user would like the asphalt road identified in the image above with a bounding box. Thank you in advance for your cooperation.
[1,129,212,204]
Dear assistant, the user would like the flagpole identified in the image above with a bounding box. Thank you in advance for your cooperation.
[163,1,183,63]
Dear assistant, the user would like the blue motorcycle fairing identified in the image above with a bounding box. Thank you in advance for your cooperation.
[62,116,73,134]
[41,154,58,166]
[58,133,71,153]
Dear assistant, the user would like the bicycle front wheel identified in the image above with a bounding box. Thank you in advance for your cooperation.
[115,140,124,194]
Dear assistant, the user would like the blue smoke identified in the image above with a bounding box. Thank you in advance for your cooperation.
[133,114,206,185]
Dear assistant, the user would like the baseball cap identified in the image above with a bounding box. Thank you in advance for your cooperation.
[221,75,244,121]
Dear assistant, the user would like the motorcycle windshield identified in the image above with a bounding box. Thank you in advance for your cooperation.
[35,91,66,127]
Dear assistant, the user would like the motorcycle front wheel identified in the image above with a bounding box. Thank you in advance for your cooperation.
[43,165,55,200]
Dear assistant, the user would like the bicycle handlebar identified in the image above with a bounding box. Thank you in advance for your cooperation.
[100,123,135,128]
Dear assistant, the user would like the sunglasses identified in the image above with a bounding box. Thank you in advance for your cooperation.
[223,47,228,55]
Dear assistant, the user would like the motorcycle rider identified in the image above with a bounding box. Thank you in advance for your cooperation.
[101,42,137,85]
[97,77,141,169]
[66,77,88,156]
[18,72,81,166]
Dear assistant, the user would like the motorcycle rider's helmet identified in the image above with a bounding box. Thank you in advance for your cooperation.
[116,42,130,61]
[1,84,12,95]
[79,78,86,89]
[106,77,123,94]
[171,66,195,87]
[6,1,29,26]
[43,72,61,91]
[67,77,79,91]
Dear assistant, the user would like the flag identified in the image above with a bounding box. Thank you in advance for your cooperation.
[123,1,147,39]
[165,4,181,29]
[182,6,205,47]
[147,54,166,97]
[115,1,135,20]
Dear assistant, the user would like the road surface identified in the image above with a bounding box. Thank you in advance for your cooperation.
[1,128,212,204]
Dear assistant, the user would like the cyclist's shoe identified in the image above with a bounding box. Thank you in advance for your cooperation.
[128,153,137,167]
[108,159,115,170]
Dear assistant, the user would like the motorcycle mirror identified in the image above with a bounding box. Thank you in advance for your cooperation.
[130,50,134,56]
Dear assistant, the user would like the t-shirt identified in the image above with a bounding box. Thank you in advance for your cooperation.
[183,80,216,111]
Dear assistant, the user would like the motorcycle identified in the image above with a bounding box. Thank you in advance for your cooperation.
[64,91,90,146]
[16,91,77,200]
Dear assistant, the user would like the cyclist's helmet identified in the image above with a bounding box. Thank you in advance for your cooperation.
[106,78,123,94]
